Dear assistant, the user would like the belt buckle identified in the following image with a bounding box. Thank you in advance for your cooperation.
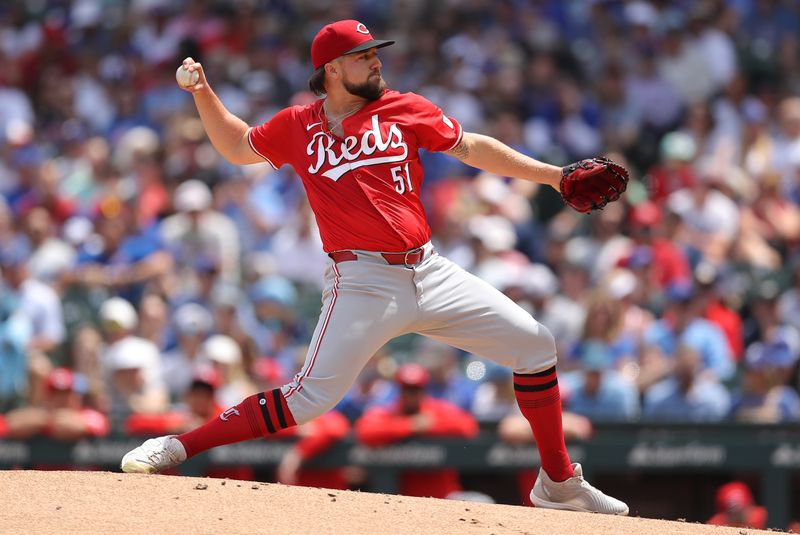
[403,247,424,268]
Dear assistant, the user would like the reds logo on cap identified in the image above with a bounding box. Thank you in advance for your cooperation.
[311,19,395,69]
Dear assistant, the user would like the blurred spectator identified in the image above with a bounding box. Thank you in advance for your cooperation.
[647,132,698,202]
[242,275,304,362]
[569,291,637,369]
[355,364,478,499]
[161,302,213,399]
[202,334,254,408]
[0,291,33,412]
[209,281,259,371]
[23,207,76,282]
[126,366,224,436]
[1,237,65,353]
[706,481,767,529]
[99,297,167,425]
[65,197,174,300]
[666,160,740,265]
[414,339,477,412]
[160,179,240,283]
[470,365,516,424]
[730,340,800,423]
[562,342,640,422]
[624,201,691,291]
[643,344,731,422]
[643,281,735,384]
[0,368,108,440]
[137,293,170,350]
[692,261,743,360]
[336,357,393,422]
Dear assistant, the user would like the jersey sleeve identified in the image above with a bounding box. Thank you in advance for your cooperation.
[247,107,297,169]
[407,93,463,152]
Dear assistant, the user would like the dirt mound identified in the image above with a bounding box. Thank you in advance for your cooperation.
[0,471,772,534]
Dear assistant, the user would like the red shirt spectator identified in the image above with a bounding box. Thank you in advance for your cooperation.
[707,481,767,529]
[0,368,109,441]
[355,364,479,498]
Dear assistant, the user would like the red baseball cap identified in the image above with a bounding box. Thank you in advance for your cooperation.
[46,368,76,392]
[311,20,394,70]
[395,363,430,388]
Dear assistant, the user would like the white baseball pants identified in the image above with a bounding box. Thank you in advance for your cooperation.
[282,242,557,424]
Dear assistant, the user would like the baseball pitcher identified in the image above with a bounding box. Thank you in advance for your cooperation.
[122,20,628,515]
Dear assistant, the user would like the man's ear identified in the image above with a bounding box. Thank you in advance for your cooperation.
[325,62,339,80]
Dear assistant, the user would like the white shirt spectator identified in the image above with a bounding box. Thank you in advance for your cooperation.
[19,278,65,346]
[667,187,740,239]
[658,39,716,104]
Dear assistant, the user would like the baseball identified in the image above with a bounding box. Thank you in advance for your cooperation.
[176,66,199,88]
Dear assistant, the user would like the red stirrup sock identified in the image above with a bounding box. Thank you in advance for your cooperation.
[513,367,574,482]
[177,388,297,458]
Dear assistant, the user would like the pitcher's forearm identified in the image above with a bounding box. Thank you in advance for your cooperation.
[450,132,562,190]
[192,87,255,165]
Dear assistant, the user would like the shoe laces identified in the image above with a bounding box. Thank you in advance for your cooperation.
[144,439,176,466]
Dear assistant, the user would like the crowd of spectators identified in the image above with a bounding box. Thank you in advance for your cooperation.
[1,0,800,465]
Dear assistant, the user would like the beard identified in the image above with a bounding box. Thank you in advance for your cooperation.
[343,73,386,101]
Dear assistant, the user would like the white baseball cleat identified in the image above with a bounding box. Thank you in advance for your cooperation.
[120,435,187,474]
[530,463,629,515]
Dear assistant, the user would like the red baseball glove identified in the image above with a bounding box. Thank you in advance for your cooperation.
[559,157,629,214]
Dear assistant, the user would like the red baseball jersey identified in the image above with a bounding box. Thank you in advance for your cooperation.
[248,90,463,252]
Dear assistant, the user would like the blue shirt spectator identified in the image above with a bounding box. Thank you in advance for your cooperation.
[643,345,731,422]
[562,342,640,422]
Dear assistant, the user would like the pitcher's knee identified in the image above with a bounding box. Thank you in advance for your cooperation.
[513,324,558,374]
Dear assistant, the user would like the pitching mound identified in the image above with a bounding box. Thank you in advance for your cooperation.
[0,471,773,534]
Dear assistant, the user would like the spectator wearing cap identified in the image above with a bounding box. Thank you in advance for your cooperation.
[643,280,735,383]
[99,297,167,425]
[160,179,241,283]
[562,341,640,422]
[161,303,214,399]
[642,343,731,422]
[706,481,767,529]
[470,364,517,424]
[625,201,691,292]
[126,365,224,436]
[0,237,65,354]
[646,131,698,202]
[600,269,657,363]
[355,363,478,499]
[0,368,108,441]
[202,334,255,408]
[243,275,304,362]
[730,337,800,423]
[169,253,222,310]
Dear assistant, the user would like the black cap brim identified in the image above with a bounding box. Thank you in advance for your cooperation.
[345,39,395,56]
